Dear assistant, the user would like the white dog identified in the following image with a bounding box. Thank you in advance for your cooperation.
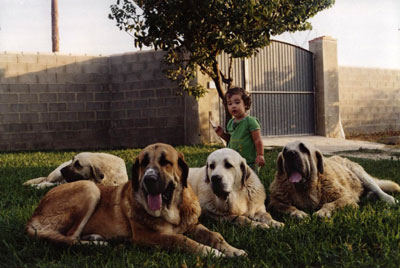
[23,152,128,188]
[188,148,283,229]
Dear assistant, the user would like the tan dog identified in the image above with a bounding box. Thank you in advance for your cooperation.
[26,143,246,257]
[269,140,400,218]
[188,148,283,229]
[23,152,128,188]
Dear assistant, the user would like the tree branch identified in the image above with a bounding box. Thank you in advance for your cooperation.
[199,64,214,78]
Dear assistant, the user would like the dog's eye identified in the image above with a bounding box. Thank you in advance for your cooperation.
[159,158,172,167]
[159,152,172,167]
[74,161,82,169]
[224,162,233,169]
[209,163,215,170]
[141,154,150,167]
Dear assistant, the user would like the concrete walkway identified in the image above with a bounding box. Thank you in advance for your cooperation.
[262,135,388,154]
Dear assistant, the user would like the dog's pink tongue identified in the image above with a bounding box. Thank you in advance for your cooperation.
[147,194,162,211]
[289,172,302,183]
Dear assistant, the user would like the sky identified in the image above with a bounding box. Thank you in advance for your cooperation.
[0,0,399,69]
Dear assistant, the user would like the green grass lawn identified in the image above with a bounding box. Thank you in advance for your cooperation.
[1,145,400,267]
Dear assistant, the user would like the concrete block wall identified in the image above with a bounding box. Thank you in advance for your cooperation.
[0,50,192,151]
[109,50,188,148]
[0,52,111,151]
[339,67,400,134]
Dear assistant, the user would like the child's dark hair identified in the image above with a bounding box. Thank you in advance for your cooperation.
[223,87,252,111]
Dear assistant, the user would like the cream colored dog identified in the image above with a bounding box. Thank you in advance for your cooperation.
[189,148,283,229]
[269,140,400,219]
[23,152,128,188]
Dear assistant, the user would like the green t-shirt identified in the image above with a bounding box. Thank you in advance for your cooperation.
[226,116,261,165]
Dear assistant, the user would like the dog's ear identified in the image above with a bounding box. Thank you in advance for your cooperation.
[315,150,324,174]
[277,152,284,174]
[177,153,188,188]
[131,158,140,192]
[240,161,251,186]
[205,162,210,184]
[299,142,310,155]
[91,166,104,183]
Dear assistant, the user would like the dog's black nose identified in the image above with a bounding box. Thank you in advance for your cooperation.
[210,175,229,200]
[211,175,222,184]
[284,150,297,160]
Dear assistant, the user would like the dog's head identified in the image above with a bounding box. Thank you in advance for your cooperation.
[131,143,188,217]
[205,148,251,200]
[276,140,324,188]
[60,153,104,183]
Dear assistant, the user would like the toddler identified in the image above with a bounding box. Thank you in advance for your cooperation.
[215,87,265,172]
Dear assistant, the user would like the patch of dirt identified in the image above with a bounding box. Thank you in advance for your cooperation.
[346,131,400,145]
[343,131,400,159]
[332,148,400,160]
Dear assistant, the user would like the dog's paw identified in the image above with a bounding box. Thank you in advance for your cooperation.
[79,240,109,246]
[91,240,109,246]
[252,221,270,229]
[290,210,309,219]
[203,246,225,258]
[218,244,247,258]
[80,234,108,246]
[81,234,106,241]
[222,247,248,258]
[269,219,285,228]
[381,194,397,205]
[314,208,332,218]
[231,248,247,257]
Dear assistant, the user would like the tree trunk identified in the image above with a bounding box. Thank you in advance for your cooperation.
[211,61,232,128]
[51,0,59,52]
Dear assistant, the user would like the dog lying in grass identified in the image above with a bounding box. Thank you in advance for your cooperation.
[23,152,128,188]
[268,140,400,218]
[189,148,284,229]
[26,143,246,258]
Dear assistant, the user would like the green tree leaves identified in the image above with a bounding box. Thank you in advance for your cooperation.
[109,0,334,100]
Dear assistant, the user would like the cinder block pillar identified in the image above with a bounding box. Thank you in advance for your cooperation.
[309,36,345,138]
[183,92,201,145]
[192,69,223,145]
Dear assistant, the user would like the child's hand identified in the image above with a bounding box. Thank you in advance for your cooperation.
[214,126,224,137]
[256,155,265,167]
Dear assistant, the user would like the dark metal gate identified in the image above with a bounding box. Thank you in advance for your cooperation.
[218,40,315,136]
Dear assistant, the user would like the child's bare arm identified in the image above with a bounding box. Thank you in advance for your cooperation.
[215,126,230,142]
[251,129,265,167]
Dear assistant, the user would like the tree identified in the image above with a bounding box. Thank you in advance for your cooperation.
[51,0,59,52]
[109,0,334,117]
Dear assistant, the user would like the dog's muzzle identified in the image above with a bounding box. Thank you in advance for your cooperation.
[211,175,229,200]
[142,168,173,211]
[283,150,305,184]
[143,168,164,195]
[60,166,86,182]
[283,150,301,165]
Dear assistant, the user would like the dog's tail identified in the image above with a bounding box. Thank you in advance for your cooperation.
[374,179,400,193]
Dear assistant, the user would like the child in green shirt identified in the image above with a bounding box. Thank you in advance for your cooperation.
[215,87,265,172]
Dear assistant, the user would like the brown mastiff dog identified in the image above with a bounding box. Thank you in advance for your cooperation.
[26,143,246,257]
[269,140,400,219]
